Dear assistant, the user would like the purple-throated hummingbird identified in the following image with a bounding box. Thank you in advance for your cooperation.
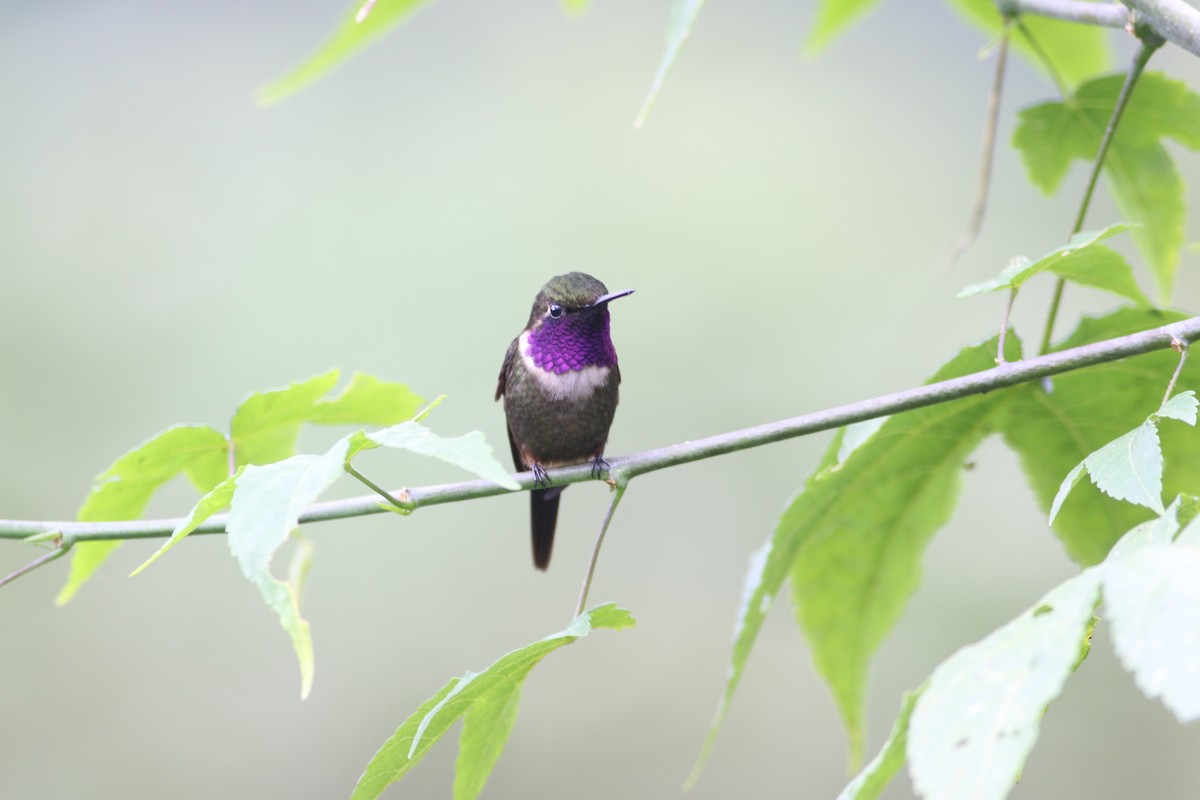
[495,273,634,570]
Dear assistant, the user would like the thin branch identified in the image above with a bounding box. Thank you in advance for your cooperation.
[0,538,72,589]
[945,21,1011,270]
[1071,37,1161,237]
[1040,281,1069,357]
[574,483,628,619]
[2,316,1199,545]
[1038,33,1163,355]
[1122,0,1200,58]
[1006,0,1200,59]
[1010,0,1129,28]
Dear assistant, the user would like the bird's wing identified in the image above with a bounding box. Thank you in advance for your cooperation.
[496,337,526,471]
[505,423,525,473]
[495,337,517,402]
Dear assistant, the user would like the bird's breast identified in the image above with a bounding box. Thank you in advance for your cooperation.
[518,330,612,402]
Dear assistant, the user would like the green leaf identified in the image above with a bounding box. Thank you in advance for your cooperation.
[452,681,522,800]
[230,370,341,466]
[789,337,1014,765]
[1046,244,1152,306]
[943,0,1110,89]
[956,224,1136,298]
[258,0,434,105]
[306,371,424,427]
[1085,420,1164,513]
[1106,142,1186,300]
[1082,74,1200,149]
[226,438,353,698]
[908,570,1102,800]
[348,422,520,489]
[351,604,634,800]
[1103,544,1200,722]
[130,470,242,576]
[1050,386,1197,526]
[61,370,422,601]
[693,336,1015,778]
[806,0,884,54]
[1014,73,1200,299]
[288,531,317,609]
[1001,308,1200,564]
[1012,101,1093,194]
[1176,507,1200,547]
[686,511,820,788]
[76,425,230,515]
[1107,499,1180,560]
[956,256,1029,298]
[1048,462,1086,525]
[1156,391,1198,425]
[353,679,460,800]
[222,412,512,700]
[230,370,425,466]
[1175,493,1200,533]
[186,443,232,495]
[835,689,922,800]
[634,0,706,129]
[1075,420,1165,515]
[58,425,229,604]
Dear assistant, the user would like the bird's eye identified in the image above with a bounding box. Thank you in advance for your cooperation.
[548,303,564,319]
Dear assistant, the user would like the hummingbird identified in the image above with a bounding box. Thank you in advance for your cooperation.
[496,272,634,570]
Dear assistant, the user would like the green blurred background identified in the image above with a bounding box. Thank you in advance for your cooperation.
[3,2,1200,797]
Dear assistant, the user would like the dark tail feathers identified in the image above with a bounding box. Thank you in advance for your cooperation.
[530,485,566,570]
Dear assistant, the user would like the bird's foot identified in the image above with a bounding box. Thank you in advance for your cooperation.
[531,463,550,487]
[590,455,610,480]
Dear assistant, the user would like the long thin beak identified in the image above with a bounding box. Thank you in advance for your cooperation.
[591,289,635,307]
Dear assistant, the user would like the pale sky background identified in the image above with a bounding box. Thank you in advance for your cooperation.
[2,2,1199,798]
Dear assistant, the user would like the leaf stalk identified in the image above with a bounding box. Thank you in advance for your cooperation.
[1162,338,1190,405]
[574,483,628,619]
[0,537,73,589]
[344,461,410,513]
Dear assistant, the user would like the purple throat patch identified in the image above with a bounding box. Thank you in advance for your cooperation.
[526,310,618,374]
